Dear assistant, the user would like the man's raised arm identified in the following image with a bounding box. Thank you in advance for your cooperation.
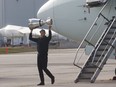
[29,29,38,42]
[48,26,52,41]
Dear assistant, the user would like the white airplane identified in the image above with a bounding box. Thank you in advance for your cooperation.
[28,0,116,46]
[29,0,116,55]
[36,0,115,41]
[29,0,116,81]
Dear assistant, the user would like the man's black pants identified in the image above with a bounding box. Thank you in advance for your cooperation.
[37,54,54,83]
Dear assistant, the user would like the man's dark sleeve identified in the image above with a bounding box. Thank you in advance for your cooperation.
[48,30,52,41]
[29,31,38,42]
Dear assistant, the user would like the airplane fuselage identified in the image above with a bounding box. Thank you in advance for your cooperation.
[37,0,116,44]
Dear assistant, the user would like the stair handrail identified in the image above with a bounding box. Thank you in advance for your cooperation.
[73,1,110,68]
[91,18,108,64]
[91,21,116,82]
[94,18,116,65]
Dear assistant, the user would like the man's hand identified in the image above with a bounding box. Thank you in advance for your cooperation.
[28,27,34,33]
[28,24,35,31]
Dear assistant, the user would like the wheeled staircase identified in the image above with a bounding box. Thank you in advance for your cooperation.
[75,17,116,83]
[73,0,116,83]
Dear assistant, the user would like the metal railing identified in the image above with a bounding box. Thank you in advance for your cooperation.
[92,18,116,66]
[73,1,111,69]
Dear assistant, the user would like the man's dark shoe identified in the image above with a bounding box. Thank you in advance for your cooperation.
[51,76,55,84]
[37,83,45,86]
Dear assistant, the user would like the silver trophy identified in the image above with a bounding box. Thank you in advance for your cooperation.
[28,17,53,29]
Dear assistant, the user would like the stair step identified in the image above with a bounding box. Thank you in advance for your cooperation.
[89,58,102,62]
[109,29,115,34]
[83,68,96,73]
[77,79,91,82]
[95,54,105,57]
[99,45,107,49]
[85,64,98,68]
[103,40,114,43]
[100,45,107,48]
[106,34,112,38]
[82,70,94,74]
[96,51,106,55]
[89,59,101,62]
[79,73,93,79]
[88,56,103,62]
[111,27,116,29]
[106,34,114,38]
[101,42,108,45]
[87,61,101,65]
[98,48,108,51]
[112,23,116,27]
[104,37,115,40]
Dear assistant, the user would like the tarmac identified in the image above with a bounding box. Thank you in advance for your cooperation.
[0,49,116,87]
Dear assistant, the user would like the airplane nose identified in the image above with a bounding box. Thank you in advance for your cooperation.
[37,1,54,21]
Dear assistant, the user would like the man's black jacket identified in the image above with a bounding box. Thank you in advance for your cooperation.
[29,30,52,55]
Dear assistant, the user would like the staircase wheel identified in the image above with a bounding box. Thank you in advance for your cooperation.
[74,79,79,83]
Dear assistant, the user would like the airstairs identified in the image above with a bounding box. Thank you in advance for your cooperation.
[73,1,116,83]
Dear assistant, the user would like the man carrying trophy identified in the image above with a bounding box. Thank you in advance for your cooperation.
[29,18,55,86]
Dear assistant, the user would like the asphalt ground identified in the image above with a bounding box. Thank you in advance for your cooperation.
[0,49,116,87]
